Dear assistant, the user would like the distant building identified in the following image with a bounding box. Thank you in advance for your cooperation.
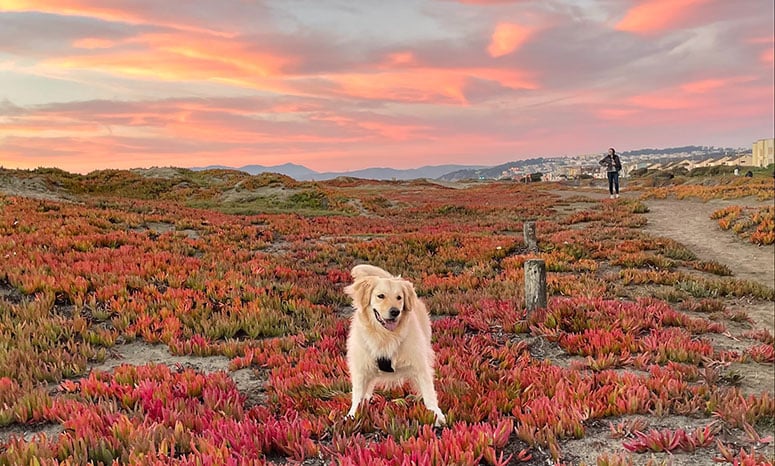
[726,154,751,166]
[752,138,774,167]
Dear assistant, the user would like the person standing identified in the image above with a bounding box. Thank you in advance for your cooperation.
[599,147,622,198]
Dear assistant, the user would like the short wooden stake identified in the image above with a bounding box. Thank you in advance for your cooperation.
[523,221,538,252]
[524,259,547,312]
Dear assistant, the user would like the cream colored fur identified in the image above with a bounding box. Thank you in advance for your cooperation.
[344,264,445,426]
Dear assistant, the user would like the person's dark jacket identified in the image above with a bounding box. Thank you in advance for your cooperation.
[599,154,622,172]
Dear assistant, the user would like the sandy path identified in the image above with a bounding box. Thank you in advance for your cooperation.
[641,198,774,292]
[549,187,774,292]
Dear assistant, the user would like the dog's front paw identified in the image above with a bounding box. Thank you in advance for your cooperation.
[433,411,446,427]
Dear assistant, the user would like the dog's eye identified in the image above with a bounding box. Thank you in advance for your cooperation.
[377,294,385,299]
[396,296,402,300]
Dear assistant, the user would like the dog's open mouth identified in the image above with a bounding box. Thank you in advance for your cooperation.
[373,309,399,331]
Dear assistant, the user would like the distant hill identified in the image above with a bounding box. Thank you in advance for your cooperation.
[193,163,318,180]
[439,158,549,181]
[191,145,744,182]
[310,165,486,181]
[621,145,706,156]
[191,163,485,181]
[439,146,741,181]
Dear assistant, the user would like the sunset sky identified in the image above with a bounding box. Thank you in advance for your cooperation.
[1,0,773,174]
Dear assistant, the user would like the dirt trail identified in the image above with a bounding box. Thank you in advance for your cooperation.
[551,187,774,334]
[642,198,774,292]
[551,188,774,293]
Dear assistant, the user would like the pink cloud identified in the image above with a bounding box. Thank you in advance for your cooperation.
[680,76,755,94]
[616,0,712,34]
[1,0,239,36]
[379,51,419,68]
[487,23,535,57]
[29,22,539,107]
[596,108,639,121]
[605,74,772,128]
[50,31,297,81]
[0,97,445,172]
[744,35,773,65]
[72,37,117,49]
[443,0,530,4]
[761,47,774,65]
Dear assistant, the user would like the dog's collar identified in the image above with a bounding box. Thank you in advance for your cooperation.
[376,357,394,372]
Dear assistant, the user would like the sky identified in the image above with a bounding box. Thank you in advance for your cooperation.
[0,0,773,174]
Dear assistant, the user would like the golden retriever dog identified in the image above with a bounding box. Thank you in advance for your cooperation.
[344,264,446,426]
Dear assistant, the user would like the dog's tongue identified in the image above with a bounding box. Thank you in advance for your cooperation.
[374,309,399,331]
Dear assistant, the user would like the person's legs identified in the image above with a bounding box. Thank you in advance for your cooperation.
[613,171,620,195]
[607,172,614,195]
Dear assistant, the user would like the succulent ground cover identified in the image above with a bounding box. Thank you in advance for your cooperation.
[711,206,775,246]
[637,176,773,202]
[0,170,773,465]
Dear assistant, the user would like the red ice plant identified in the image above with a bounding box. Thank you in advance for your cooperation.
[622,423,718,453]
[1,176,774,464]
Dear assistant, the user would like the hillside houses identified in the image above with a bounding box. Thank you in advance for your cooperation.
[440,143,770,182]
[647,154,752,172]
[504,147,761,182]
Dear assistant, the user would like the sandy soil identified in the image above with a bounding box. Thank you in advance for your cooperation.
[0,174,76,203]
[642,198,774,291]
[641,196,774,407]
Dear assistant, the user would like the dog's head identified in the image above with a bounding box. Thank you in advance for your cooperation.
[345,275,418,332]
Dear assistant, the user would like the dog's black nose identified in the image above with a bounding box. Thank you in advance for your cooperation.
[389,307,400,318]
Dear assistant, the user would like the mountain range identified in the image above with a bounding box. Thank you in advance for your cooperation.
[191,163,487,181]
[192,146,741,181]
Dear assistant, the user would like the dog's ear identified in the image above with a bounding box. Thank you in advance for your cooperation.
[345,277,374,311]
[401,280,419,313]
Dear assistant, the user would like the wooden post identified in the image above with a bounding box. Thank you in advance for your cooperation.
[523,221,538,252]
[524,259,547,312]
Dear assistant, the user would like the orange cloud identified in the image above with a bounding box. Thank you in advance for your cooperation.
[761,47,774,64]
[628,92,700,111]
[7,2,538,107]
[326,70,468,104]
[2,92,528,174]
[325,66,536,105]
[72,37,117,49]
[619,75,770,126]
[0,121,100,135]
[487,23,534,57]
[680,79,727,94]
[357,121,431,141]
[381,52,419,68]
[1,0,232,36]
[744,35,774,65]
[616,0,710,34]
[596,108,639,120]
[6,98,432,150]
[46,31,296,93]
[308,113,429,142]
[681,76,755,94]
[452,0,520,3]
